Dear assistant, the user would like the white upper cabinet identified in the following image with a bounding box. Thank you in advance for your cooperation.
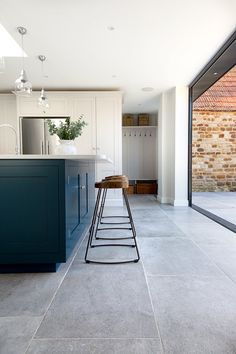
[66,95,96,155]
[95,94,122,183]
[17,93,67,117]
[0,95,17,154]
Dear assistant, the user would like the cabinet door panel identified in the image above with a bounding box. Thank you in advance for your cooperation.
[95,96,122,186]
[67,97,96,155]
[66,166,80,236]
[0,165,60,254]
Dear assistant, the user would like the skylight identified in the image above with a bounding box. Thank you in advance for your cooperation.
[0,23,26,57]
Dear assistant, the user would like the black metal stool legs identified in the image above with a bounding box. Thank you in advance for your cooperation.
[85,186,140,264]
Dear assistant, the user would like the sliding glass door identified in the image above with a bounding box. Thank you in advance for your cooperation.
[189,31,236,232]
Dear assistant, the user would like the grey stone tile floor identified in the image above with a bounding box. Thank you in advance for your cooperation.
[192,192,236,225]
[1,195,236,353]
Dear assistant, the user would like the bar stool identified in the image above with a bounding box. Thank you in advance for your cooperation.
[85,176,140,264]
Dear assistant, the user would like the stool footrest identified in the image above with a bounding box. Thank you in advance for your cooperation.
[100,222,130,225]
[96,236,134,240]
[97,227,132,231]
[91,243,135,248]
[101,216,129,219]
[86,259,139,264]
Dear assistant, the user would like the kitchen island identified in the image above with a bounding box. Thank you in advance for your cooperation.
[0,155,109,272]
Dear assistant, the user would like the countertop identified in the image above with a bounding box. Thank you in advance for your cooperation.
[0,154,112,162]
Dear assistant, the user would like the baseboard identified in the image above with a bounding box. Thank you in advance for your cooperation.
[171,199,189,206]
[157,195,172,204]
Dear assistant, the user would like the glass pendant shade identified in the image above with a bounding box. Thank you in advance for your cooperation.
[13,69,32,96]
[38,88,49,108]
[12,26,32,96]
[38,55,49,109]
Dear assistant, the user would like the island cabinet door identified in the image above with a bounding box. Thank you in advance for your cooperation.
[0,162,65,263]
[65,165,80,238]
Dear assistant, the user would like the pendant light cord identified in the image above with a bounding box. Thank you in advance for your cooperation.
[21,33,24,70]
[41,60,44,90]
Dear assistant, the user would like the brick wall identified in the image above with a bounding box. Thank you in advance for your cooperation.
[192,110,236,192]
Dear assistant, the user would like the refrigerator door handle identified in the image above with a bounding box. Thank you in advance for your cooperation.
[41,140,44,155]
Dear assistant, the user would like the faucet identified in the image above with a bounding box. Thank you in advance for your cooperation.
[0,124,20,154]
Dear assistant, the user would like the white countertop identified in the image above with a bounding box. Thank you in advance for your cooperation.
[0,154,112,162]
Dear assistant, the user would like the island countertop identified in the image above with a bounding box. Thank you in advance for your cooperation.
[0,154,112,162]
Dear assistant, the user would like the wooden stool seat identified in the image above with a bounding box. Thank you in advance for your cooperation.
[95,179,129,189]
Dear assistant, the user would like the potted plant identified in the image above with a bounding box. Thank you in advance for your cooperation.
[47,116,87,154]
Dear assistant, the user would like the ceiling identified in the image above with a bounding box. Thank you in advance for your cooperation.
[0,0,235,113]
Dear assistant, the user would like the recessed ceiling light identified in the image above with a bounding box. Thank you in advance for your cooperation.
[107,26,115,31]
[213,72,218,76]
[142,87,154,92]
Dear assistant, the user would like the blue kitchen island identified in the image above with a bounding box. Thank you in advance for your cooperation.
[0,155,107,272]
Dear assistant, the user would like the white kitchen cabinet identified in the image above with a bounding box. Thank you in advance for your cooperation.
[66,95,96,155]
[17,94,67,117]
[0,95,17,154]
[95,93,122,205]
[0,91,122,205]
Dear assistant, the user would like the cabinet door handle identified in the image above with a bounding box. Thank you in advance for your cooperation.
[80,185,86,189]
[47,141,50,154]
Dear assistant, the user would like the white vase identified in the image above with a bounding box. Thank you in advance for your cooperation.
[56,140,77,155]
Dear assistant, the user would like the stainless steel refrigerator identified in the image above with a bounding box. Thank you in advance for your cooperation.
[21,117,67,154]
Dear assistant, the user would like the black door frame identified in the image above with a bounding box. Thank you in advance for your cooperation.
[188,30,236,233]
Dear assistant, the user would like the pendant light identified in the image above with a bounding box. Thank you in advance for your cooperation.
[38,55,49,108]
[12,26,32,96]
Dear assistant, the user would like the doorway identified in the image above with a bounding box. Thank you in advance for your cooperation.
[189,31,236,232]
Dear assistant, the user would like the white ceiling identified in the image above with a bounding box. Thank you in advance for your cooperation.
[0,0,235,113]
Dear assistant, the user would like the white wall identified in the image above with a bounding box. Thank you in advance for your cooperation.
[157,86,188,206]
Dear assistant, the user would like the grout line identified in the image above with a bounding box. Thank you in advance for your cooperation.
[24,228,90,354]
[139,249,165,354]
[28,337,161,341]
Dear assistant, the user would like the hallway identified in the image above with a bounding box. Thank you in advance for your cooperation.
[1,195,236,353]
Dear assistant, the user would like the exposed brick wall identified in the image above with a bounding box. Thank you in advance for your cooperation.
[192,110,236,192]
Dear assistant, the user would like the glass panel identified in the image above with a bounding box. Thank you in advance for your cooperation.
[192,65,236,226]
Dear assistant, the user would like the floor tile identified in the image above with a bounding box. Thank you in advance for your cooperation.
[197,243,236,284]
[135,220,185,238]
[148,275,236,354]
[0,272,66,316]
[27,338,162,354]
[174,221,236,245]
[35,262,158,339]
[139,237,222,276]
[0,316,42,354]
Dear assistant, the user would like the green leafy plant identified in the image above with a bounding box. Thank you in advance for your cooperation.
[47,116,87,140]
